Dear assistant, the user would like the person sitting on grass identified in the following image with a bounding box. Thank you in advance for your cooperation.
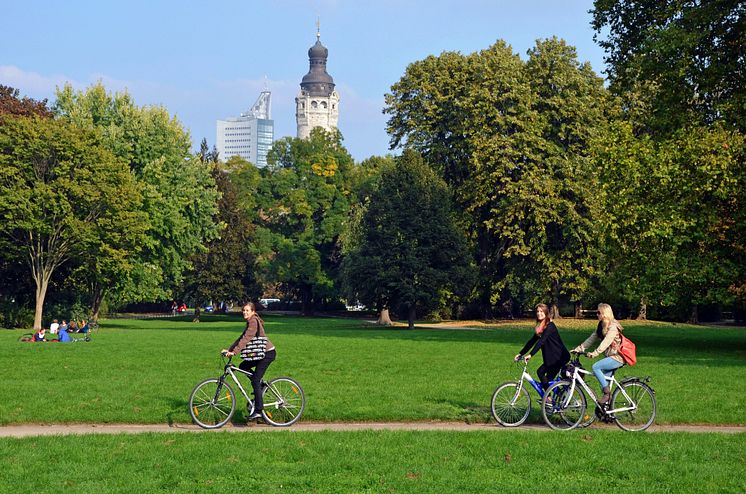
[58,325,72,343]
[32,328,46,342]
[77,320,90,333]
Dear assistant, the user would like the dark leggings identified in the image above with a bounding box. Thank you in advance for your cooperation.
[239,349,276,411]
[536,362,563,390]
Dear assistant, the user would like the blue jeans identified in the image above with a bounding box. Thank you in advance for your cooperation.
[592,357,624,388]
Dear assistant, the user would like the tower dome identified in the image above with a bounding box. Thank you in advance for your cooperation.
[300,36,335,97]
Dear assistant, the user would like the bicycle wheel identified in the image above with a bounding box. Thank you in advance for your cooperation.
[188,378,236,429]
[261,377,305,427]
[577,388,597,428]
[541,380,586,431]
[611,381,656,432]
[491,381,531,427]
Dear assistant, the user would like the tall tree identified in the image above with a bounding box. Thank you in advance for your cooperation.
[0,116,144,329]
[341,149,472,328]
[53,82,220,308]
[385,39,610,316]
[256,128,354,314]
[591,0,746,134]
[182,155,262,308]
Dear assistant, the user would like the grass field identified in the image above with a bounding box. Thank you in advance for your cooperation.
[1,315,745,425]
[1,429,744,493]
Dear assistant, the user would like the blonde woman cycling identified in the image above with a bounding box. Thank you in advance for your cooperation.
[572,303,624,405]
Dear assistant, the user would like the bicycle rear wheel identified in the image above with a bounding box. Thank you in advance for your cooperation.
[491,381,531,427]
[189,378,236,429]
[261,377,305,427]
[612,381,656,431]
[542,380,586,431]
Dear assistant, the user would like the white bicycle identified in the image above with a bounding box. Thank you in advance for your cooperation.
[541,352,656,431]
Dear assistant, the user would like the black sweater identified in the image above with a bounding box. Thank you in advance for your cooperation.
[518,322,571,367]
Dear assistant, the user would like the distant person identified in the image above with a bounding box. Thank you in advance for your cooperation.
[77,320,90,333]
[49,319,59,335]
[68,320,78,333]
[58,325,72,343]
[171,301,178,316]
[514,303,571,391]
[223,302,276,422]
[59,320,68,333]
[32,328,46,342]
[572,303,625,405]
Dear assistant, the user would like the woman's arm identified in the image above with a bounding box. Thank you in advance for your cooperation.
[573,332,598,353]
[588,326,619,358]
[228,317,259,353]
[529,322,557,356]
[518,334,539,356]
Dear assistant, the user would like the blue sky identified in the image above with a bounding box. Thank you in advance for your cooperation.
[1,0,607,161]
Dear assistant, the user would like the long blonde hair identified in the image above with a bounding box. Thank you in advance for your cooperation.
[598,303,623,333]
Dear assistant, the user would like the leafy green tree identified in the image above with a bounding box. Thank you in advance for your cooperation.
[385,39,610,316]
[182,156,262,309]
[593,121,745,321]
[256,128,354,314]
[591,0,745,134]
[341,149,472,328]
[53,82,220,307]
[0,116,143,329]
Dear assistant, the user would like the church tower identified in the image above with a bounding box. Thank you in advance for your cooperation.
[295,25,339,139]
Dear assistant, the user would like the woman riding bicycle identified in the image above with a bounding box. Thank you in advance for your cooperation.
[514,303,570,391]
[222,302,276,422]
[572,303,625,405]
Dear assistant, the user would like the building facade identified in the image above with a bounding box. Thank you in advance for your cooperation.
[216,90,274,167]
[295,31,339,139]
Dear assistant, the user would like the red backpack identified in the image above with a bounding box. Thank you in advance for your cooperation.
[618,332,637,366]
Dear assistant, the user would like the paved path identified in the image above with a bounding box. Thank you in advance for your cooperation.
[1,422,744,437]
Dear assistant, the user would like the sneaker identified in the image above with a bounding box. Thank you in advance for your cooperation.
[247,411,264,421]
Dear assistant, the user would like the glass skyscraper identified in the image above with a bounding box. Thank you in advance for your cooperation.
[216,90,273,167]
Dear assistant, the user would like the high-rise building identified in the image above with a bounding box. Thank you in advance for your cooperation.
[295,29,339,139]
[216,90,274,167]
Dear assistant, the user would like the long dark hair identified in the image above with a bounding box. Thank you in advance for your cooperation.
[535,303,550,334]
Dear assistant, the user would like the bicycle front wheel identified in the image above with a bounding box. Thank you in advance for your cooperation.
[612,381,656,431]
[491,382,531,427]
[542,380,586,431]
[261,377,306,427]
[189,378,236,429]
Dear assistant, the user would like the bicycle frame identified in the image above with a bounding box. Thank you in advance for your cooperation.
[563,364,637,416]
[220,363,255,405]
[513,361,560,401]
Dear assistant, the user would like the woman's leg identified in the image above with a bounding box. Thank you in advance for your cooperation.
[592,357,624,388]
[536,363,550,390]
[249,349,276,412]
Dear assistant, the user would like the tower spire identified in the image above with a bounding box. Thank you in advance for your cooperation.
[316,17,320,40]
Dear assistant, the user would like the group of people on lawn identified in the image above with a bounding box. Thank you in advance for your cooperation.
[32,318,91,343]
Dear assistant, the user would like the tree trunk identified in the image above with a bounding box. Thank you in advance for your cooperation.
[91,283,105,322]
[407,305,416,329]
[301,284,314,316]
[574,301,583,319]
[376,308,393,326]
[688,304,699,324]
[549,304,561,320]
[636,300,647,320]
[33,278,49,330]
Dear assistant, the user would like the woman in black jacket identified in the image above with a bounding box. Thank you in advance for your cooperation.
[514,304,571,391]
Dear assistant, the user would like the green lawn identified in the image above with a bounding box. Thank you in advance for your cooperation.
[1,315,745,425]
[1,430,744,493]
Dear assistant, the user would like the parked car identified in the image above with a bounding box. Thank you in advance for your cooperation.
[259,298,281,309]
[202,305,214,313]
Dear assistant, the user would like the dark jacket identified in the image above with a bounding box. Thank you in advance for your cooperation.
[518,321,571,367]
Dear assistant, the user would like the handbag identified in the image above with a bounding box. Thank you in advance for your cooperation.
[240,317,268,362]
[618,333,637,366]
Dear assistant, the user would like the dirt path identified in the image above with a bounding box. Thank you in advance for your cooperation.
[1,422,744,437]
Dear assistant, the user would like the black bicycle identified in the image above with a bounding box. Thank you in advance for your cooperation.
[188,353,306,429]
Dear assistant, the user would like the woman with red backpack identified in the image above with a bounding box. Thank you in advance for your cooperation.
[572,303,625,405]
